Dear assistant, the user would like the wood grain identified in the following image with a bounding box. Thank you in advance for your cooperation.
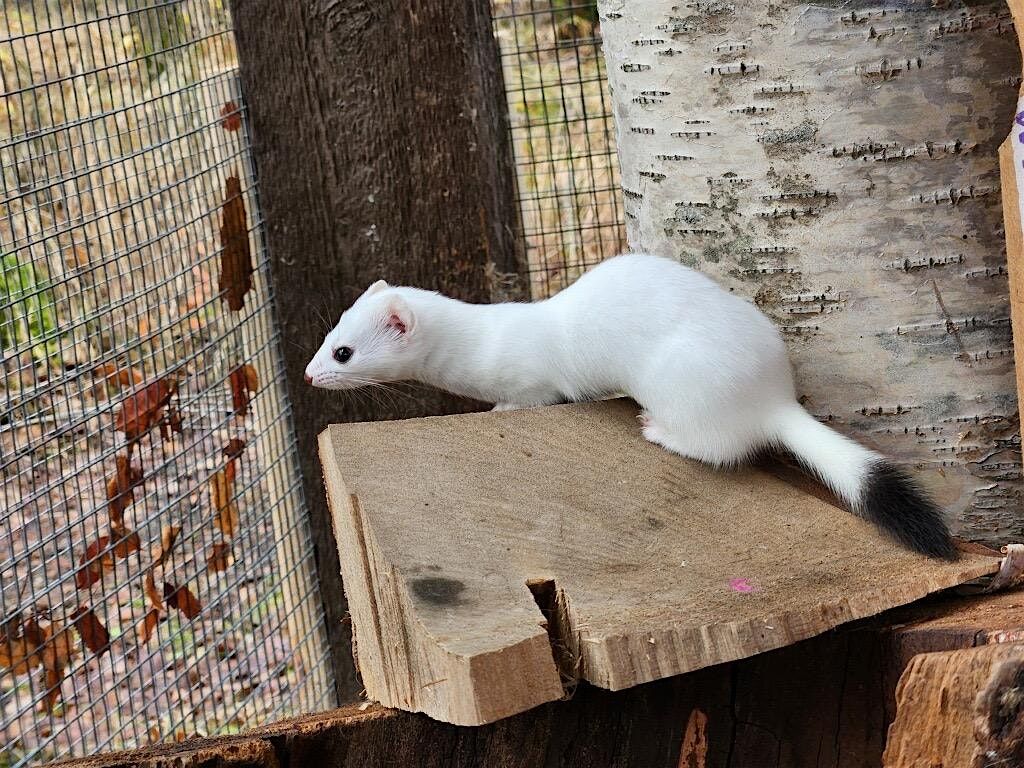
[229,0,525,697]
[883,642,1024,767]
[319,399,1001,725]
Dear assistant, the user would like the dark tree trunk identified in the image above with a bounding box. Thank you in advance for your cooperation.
[230,0,525,699]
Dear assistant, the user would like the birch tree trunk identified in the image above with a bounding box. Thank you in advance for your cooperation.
[596,0,1022,543]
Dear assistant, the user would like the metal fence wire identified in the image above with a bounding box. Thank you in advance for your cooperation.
[492,0,627,299]
[0,1,334,763]
[0,0,621,764]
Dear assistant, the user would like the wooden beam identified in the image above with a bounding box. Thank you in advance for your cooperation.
[883,642,1024,767]
[229,0,525,698]
[57,592,1024,768]
[319,399,1000,725]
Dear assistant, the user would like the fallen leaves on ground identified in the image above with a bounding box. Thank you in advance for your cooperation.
[111,523,141,558]
[223,438,246,460]
[218,175,253,311]
[95,363,145,394]
[75,537,115,589]
[106,454,143,527]
[164,582,203,619]
[228,365,259,416]
[220,101,241,132]
[211,471,239,537]
[0,615,45,674]
[70,606,110,657]
[138,525,182,642]
[207,542,233,573]
[39,622,74,713]
[115,377,178,440]
[0,614,75,712]
[138,609,160,644]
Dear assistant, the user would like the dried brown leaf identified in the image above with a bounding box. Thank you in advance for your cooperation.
[210,471,239,537]
[111,524,141,558]
[40,623,74,713]
[207,542,232,573]
[223,438,246,460]
[163,582,203,620]
[144,571,163,612]
[95,363,145,393]
[115,378,177,440]
[0,616,44,674]
[138,609,160,643]
[220,101,242,132]
[106,454,143,527]
[154,524,182,566]
[228,364,259,416]
[218,175,253,311]
[141,523,182,614]
[42,666,63,713]
[75,537,114,589]
[225,458,237,487]
[70,606,110,656]
[0,634,35,673]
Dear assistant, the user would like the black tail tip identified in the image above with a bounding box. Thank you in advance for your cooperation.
[862,462,957,560]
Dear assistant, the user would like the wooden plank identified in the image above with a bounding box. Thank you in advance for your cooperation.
[883,642,1024,767]
[229,0,525,698]
[57,592,1024,768]
[318,399,1001,725]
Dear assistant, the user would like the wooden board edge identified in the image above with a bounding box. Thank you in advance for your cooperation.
[318,426,563,726]
[582,556,1002,691]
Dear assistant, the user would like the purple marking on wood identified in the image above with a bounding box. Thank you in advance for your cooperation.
[729,577,756,593]
[1015,111,1024,127]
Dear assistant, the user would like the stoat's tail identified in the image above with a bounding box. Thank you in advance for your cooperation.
[770,404,956,560]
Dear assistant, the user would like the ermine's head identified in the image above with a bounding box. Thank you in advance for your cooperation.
[305,280,415,390]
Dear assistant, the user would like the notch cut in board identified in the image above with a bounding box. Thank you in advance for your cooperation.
[319,399,1001,726]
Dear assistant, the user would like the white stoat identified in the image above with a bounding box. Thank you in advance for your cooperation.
[306,252,955,558]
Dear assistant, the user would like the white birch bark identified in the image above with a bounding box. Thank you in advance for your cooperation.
[597,0,1021,541]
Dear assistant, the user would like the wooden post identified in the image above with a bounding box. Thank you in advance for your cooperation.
[229,0,525,699]
[883,643,1024,767]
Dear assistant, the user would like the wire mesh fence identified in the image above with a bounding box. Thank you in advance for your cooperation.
[1,1,333,763]
[492,0,627,299]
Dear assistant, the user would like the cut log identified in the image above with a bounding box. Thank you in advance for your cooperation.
[318,399,1001,725]
[58,591,1024,768]
[883,642,1024,767]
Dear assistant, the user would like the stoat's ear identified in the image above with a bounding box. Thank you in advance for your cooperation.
[384,296,413,335]
[365,279,389,297]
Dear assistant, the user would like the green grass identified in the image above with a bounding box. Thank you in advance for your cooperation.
[0,254,59,363]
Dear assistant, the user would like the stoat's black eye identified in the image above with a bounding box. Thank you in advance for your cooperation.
[333,346,353,364]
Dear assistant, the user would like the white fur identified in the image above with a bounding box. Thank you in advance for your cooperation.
[306,253,879,508]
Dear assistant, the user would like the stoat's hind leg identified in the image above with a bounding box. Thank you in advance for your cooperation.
[638,411,674,450]
[638,409,758,467]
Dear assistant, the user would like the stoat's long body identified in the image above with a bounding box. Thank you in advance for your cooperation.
[306,253,955,559]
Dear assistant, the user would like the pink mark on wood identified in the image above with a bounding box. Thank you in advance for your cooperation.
[729,577,756,593]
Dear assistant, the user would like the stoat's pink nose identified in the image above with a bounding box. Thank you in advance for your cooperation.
[304,373,313,385]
